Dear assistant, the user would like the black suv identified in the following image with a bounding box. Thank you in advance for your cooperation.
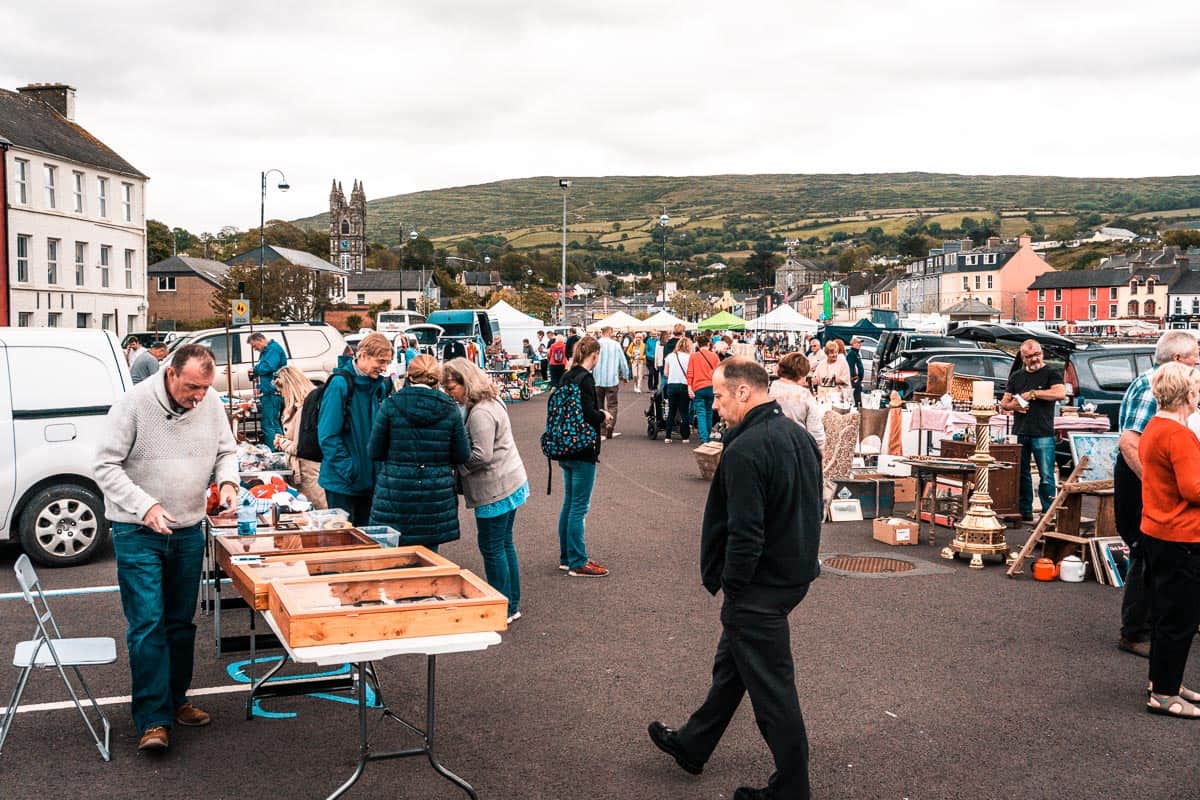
[1062,346,1154,428]
[876,348,1016,400]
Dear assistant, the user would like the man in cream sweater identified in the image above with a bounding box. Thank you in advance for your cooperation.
[95,343,239,752]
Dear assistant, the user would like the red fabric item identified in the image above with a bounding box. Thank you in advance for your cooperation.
[686,349,720,391]
[548,341,567,366]
[1140,416,1200,543]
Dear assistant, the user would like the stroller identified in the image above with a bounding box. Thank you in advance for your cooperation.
[645,388,714,440]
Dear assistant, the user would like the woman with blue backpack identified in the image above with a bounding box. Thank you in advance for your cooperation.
[544,335,610,577]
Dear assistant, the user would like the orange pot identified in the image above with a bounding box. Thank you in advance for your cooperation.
[1032,558,1059,581]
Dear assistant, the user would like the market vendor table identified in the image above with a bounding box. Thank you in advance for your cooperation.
[255,611,501,799]
[902,407,1110,455]
[903,458,1011,546]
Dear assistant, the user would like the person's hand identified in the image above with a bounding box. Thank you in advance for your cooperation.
[143,503,177,535]
[219,482,239,510]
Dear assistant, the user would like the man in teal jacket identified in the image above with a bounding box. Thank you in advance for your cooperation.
[248,332,288,451]
[318,332,394,524]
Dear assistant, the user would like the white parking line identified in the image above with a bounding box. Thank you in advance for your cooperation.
[0,683,250,715]
[0,578,230,602]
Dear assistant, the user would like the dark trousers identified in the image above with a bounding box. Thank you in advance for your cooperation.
[665,383,691,440]
[851,379,862,408]
[325,490,373,527]
[1142,535,1200,695]
[549,365,565,388]
[677,585,811,799]
[647,364,660,392]
[1114,456,1150,642]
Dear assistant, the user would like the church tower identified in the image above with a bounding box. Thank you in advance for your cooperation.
[329,179,367,273]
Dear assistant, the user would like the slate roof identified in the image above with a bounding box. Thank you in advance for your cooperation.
[1028,268,1131,289]
[147,256,229,287]
[943,298,1001,316]
[461,271,500,285]
[227,245,345,274]
[346,270,432,292]
[0,89,146,178]
[1168,270,1200,295]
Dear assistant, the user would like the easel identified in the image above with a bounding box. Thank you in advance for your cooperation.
[1006,456,1116,577]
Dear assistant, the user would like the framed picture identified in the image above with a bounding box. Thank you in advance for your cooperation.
[1093,536,1130,588]
[1068,433,1121,483]
[829,499,863,522]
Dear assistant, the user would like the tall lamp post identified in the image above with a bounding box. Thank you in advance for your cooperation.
[659,212,670,309]
[559,179,571,325]
[259,169,290,316]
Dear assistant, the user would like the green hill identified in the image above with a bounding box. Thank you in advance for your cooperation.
[293,172,1200,247]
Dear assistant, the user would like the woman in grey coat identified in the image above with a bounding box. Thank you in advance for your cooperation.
[442,358,529,623]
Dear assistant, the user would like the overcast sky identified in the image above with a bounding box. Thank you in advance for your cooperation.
[5,1,1199,233]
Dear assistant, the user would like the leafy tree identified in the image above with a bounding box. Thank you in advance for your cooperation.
[211,260,342,321]
[515,287,557,322]
[1162,230,1200,249]
[668,290,714,321]
[743,249,780,290]
[345,314,363,331]
[147,219,174,264]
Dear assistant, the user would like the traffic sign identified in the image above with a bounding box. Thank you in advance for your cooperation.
[232,298,251,325]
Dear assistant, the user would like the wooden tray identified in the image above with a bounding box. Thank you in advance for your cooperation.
[214,528,379,574]
[269,569,507,647]
[226,546,458,610]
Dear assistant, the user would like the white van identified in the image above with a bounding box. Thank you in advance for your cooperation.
[0,328,132,566]
[376,310,427,336]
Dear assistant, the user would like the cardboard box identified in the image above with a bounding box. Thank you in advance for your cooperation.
[833,478,895,519]
[876,453,912,477]
[854,473,916,504]
[874,517,918,546]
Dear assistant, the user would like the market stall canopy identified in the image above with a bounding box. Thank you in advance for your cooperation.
[488,300,549,356]
[635,310,694,332]
[697,310,747,331]
[746,304,819,333]
[586,310,644,333]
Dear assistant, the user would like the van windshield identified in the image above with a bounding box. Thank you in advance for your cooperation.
[437,323,474,337]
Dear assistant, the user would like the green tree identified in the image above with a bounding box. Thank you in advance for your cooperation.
[211,260,342,321]
[668,290,714,321]
[1163,230,1200,249]
[515,286,558,322]
[147,219,174,264]
[743,249,780,290]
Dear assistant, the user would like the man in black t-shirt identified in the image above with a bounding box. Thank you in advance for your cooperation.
[565,328,580,361]
[1000,340,1067,523]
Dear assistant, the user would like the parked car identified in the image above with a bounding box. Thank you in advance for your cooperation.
[877,348,1016,400]
[170,322,347,398]
[121,331,179,349]
[0,328,131,566]
[376,310,427,336]
[873,332,981,388]
[1063,345,1154,428]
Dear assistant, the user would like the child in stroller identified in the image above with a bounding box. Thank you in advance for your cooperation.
[645,389,721,441]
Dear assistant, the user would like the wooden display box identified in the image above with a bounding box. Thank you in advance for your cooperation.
[269,569,507,647]
[854,473,917,504]
[214,528,379,575]
[873,517,919,546]
[226,546,457,610]
[832,478,895,519]
[939,439,1021,518]
[693,442,724,480]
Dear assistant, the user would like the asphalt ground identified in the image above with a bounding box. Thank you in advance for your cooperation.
[1,387,1197,799]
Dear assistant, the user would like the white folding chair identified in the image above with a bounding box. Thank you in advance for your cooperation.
[0,554,116,762]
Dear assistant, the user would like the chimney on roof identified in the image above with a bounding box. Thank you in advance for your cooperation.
[986,236,1002,249]
[1018,234,1031,248]
[17,83,76,121]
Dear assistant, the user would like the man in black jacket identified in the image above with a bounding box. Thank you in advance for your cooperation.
[649,358,821,800]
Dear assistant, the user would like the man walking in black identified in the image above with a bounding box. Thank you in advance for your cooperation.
[648,357,822,799]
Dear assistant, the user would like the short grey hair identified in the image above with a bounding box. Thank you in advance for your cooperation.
[247,332,267,343]
[1154,330,1199,365]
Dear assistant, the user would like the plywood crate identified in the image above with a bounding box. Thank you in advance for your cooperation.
[226,545,458,610]
[693,442,724,480]
[214,528,379,575]
[268,569,508,647]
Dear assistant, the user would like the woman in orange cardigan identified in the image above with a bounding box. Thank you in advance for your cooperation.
[1139,361,1200,719]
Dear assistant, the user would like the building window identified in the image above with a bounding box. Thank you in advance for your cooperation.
[100,245,111,288]
[1054,289,1063,301]
[974,275,981,290]
[101,314,113,331]
[1037,307,1045,321]
[1146,299,1156,315]
[124,249,135,289]
[76,313,91,328]
[73,171,85,213]
[962,277,969,290]
[17,312,32,327]
[1038,289,1046,302]
[16,234,30,282]
[1109,304,1118,317]
[987,275,993,289]
[75,242,86,286]
[157,276,176,292]
[1054,306,1062,320]
[1193,299,1199,315]
[1088,287,1097,300]
[356,293,366,304]
[97,177,108,217]
[1130,280,1138,295]
[43,164,57,208]
[122,183,134,223]
[986,296,993,306]
[1177,299,1184,315]
[47,313,61,328]
[1089,304,1097,319]
[1129,300,1140,316]
[1110,287,1118,300]
[1147,279,1156,291]
[14,158,29,204]
[47,238,59,283]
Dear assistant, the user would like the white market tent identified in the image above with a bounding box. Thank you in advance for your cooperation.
[634,310,694,332]
[489,300,549,357]
[585,310,644,333]
[745,304,819,333]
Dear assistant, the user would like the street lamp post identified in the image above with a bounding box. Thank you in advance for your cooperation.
[559,179,571,325]
[259,169,290,317]
[659,212,670,310]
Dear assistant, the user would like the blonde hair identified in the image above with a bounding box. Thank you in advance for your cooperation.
[406,354,442,387]
[675,336,694,354]
[442,357,498,406]
[275,365,315,414]
[357,332,394,360]
[1151,361,1200,411]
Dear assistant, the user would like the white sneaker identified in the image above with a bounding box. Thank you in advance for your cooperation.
[610,431,622,438]
[506,611,522,624]
[681,439,690,444]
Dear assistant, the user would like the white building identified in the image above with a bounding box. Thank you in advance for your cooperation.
[2,84,148,332]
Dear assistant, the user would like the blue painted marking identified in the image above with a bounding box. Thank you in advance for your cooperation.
[226,657,380,719]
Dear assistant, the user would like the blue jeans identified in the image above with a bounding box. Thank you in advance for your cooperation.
[111,522,206,733]
[693,386,714,443]
[1017,435,1057,518]
[476,509,521,617]
[558,460,596,569]
[260,392,284,451]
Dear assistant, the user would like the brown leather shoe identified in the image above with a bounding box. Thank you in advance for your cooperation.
[1118,637,1151,658]
[175,702,211,727]
[138,726,169,751]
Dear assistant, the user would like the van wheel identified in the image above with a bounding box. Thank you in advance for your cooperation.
[19,486,109,567]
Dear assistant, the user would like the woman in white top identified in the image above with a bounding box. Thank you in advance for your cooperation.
[663,336,693,443]
[769,351,826,449]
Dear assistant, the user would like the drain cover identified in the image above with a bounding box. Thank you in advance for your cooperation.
[822,555,915,574]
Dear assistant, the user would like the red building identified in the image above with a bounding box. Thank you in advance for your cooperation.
[1027,268,1128,326]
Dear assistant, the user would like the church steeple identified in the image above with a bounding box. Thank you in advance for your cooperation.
[330,177,367,274]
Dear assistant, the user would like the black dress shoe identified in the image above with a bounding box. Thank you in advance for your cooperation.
[647,721,703,775]
[733,787,771,800]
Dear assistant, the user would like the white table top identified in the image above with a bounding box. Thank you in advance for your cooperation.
[261,611,502,666]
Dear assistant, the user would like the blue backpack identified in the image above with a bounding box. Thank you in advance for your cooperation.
[540,382,599,491]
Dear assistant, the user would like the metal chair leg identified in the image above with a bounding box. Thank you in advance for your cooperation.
[0,666,33,757]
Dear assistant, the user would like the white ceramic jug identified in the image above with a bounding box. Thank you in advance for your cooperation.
[1059,555,1086,583]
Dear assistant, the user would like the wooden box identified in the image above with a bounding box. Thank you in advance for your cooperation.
[832,478,895,519]
[214,528,379,574]
[854,473,917,504]
[939,439,1021,518]
[268,569,508,647]
[693,442,724,480]
[226,546,457,610]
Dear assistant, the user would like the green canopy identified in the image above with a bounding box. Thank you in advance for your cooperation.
[697,310,747,331]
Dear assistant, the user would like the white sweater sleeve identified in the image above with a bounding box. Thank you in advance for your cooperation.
[93,396,158,521]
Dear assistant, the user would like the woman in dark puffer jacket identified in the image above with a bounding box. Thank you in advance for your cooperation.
[369,355,470,550]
